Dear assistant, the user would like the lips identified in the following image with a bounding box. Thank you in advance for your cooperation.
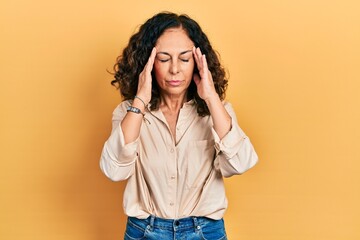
[166,80,182,86]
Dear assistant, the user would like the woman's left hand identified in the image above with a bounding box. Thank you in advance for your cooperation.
[192,47,218,102]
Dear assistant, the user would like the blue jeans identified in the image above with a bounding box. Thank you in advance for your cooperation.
[124,215,228,240]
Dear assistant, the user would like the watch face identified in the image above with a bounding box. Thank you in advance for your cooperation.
[127,106,141,114]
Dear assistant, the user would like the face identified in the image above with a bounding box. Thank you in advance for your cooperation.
[153,27,195,98]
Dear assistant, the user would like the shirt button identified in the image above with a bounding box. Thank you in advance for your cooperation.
[171,176,176,180]
[170,202,174,206]
[170,148,174,153]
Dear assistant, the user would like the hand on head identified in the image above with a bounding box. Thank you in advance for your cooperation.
[136,47,157,105]
[192,47,217,102]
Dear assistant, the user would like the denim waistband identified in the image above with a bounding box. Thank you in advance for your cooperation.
[129,215,208,231]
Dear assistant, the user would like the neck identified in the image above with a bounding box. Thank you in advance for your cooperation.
[160,92,187,113]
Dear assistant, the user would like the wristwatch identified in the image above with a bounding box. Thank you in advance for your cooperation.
[126,106,144,115]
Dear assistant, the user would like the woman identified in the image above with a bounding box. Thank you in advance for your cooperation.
[100,12,258,240]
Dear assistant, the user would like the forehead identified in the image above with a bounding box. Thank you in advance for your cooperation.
[155,27,194,52]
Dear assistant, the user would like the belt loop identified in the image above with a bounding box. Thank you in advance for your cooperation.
[149,215,155,228]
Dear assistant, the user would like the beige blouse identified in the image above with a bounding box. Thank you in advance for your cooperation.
[100,100,258,220]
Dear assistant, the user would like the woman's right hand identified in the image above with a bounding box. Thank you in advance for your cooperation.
[136,47,157,105]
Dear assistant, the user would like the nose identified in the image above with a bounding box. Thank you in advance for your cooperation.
[170,60,180,74]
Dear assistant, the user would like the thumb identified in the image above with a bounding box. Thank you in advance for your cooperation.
[193,73,201,86]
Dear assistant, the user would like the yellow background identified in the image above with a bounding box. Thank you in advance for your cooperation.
[1,0,359,239]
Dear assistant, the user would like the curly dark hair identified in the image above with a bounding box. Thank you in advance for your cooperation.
[111,12,228,116]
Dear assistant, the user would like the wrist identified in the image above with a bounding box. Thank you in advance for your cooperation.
[132,98,146,112]
[126,106,144,116]
[134,95,148,108]
[204,93,221,106]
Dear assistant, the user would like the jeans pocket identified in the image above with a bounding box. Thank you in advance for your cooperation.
[198,218,227,240]
[124,218,148,240]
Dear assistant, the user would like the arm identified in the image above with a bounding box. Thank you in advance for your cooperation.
[99,102,139,181]
[192,47,231,139]
[212,102,258,177]
[192,47,258,177]
[100,48,157,181]
[121,47,156,143]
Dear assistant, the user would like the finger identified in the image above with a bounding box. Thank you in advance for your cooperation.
[192,47,201,70]
[193,73,201,86]
[202,54,209,72]
[194,47,205,71]
[196,47,203,69]
[145,47,157,73]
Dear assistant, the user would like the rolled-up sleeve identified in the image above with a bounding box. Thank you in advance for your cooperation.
[100,102,139,181]
[213,102,258,177]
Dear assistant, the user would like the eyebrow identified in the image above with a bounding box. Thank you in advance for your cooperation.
[156,50,193,57]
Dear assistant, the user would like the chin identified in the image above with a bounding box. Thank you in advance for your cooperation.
[162,87,188,96]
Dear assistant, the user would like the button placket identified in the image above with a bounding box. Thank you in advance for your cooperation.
[167,145,176,213]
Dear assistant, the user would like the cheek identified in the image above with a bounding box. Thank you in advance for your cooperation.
[184,63,195,78]
[153,63,166,79]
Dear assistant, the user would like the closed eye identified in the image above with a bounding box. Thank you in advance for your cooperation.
[158,59,170,63]
[180,59,190,62]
